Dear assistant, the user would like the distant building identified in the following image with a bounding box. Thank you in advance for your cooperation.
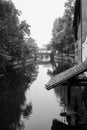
[73,0,87,63]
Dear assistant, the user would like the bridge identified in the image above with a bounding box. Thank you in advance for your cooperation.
[37,48,51,63]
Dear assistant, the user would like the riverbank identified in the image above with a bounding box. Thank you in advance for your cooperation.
[12,59,35,69]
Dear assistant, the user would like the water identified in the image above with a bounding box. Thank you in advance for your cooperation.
[23,64,64,130]
[1,63,87,130]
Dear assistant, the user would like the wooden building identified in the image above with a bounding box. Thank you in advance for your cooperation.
[46,1,87,125]
[73,0,87,63]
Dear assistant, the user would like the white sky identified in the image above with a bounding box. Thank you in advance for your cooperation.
[12,0,67,48]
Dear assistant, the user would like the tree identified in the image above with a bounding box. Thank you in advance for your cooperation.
[51,0,75,57]
[63,0,75,54]
[19,20,30,36]
[24,37,38,60]
[52,17,65,38]
[0,0,30,63]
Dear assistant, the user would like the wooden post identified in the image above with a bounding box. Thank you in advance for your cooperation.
[80,0,82,62]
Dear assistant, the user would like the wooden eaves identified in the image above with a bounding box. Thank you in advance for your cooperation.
[45,60,87,90]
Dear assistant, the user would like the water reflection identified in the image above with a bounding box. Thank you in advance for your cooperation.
[51,62,87,129]
[1,61,87,130]
[24,64,64,130]
[0,63,38,130]
[51,119,86,130]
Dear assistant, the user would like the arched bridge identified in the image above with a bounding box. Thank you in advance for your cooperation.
[37,48,51,63]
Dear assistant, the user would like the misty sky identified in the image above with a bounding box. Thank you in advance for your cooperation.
[12,0,67,47]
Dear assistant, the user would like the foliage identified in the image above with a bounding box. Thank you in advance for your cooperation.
[51,0,75,56]
[19,20,30,36]
[0,0,30,64]
[24,37,38,59]
[52,17,65,38]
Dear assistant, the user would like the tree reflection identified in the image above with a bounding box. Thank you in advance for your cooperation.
[23,103,32,119]
[0,63,38,130]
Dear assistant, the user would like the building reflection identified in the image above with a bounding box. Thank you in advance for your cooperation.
[0,63,38,130]
[54,85,87,125]
[50,62,87,129]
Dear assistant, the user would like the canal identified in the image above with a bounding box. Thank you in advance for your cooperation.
[0,62,87,130]
[23,64,65,130]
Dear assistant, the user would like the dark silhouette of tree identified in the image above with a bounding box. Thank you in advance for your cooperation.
[0,62,38,130]
[0,0,30,64]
